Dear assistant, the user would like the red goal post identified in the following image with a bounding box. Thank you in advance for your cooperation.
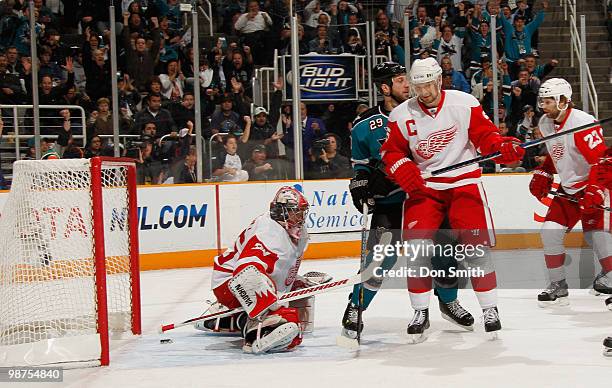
[0,157,141,367]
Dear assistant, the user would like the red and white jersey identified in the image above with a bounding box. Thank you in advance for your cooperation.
[212,214,309,294]
[538,108,606,195]
[381,90,503,190]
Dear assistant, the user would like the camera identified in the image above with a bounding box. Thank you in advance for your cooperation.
[312,138,331,156]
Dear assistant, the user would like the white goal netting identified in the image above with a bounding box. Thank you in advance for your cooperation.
[0,159,138,366]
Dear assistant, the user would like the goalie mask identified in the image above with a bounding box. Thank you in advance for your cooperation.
[270,186,309,241]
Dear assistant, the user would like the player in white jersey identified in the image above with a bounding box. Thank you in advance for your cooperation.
[528,78,612,306]
[592,147,612,356]
[380,57,525,340]
[197,186,310,354]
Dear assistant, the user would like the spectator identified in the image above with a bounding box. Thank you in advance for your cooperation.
[307,132,351,179]
[134,93,177,137]
[84,135,104,158]
[250,103,283,157]
[0,52,27,105]
[516,105,538,141]
[435,25,465,72]
[519,54,558,81]
[212,134,249,182]
[304,1,330,37]
[122,13,161,91]
[117,73,141,115]
[174,146,199,184]
[244,144,282,181]
[309,24,339,54]
[509,68,540,128]
[83,47,112,102]
[159,59,185,102]
[440,55,470,93]
[5,46,24,76]
[210,94,244,137]
[234,0,273,65]
[282,102,327,168]
[280,24,310,55]
[499,0,547,63]
[88,97,133,139]
[223,49,253,96]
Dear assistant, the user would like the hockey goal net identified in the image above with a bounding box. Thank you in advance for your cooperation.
[0,157,141,367]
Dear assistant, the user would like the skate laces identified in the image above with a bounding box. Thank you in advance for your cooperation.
[346,305,359,323]
[448,300,469,318]
[411,309,427,325]
[545,281,566,294]
[483,308,498,324]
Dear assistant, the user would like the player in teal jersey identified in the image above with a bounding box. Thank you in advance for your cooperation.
[341,62,474,340]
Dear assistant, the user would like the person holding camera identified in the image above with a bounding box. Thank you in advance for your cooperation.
[306,132,351,179]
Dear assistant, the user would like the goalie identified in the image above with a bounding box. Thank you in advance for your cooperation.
[195,186,320,354]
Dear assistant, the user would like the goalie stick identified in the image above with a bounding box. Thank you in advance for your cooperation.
[160,259,381,333]
[422,116,612,179]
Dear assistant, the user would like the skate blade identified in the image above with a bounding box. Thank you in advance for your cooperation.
[603,347,612,357]
[486,330,500,341]
[606,300,612,312]
[538,297,569,308]
[590,288,602,296]
[408,332,428,344]
[336,330,360,350]
[441,313,474,332]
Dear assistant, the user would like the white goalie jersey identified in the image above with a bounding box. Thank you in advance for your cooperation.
[212,214,309,294]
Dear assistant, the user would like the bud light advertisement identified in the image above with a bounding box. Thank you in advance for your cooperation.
[283,54,359,101]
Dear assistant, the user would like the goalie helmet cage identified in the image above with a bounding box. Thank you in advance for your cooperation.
[0,157,141,367]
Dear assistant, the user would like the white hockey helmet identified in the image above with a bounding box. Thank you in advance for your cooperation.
[538,78,572,109]
[409,57,443,85]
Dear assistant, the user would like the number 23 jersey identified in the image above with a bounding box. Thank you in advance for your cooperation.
[538,107,607,194]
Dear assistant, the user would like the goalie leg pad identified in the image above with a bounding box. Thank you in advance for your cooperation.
[243,307,302,354]
[229,265,278,318]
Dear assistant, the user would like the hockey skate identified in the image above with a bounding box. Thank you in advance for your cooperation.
[593,271,612,295]
[606,296,612,311]
[439,300,474,331]
[407,308,430,344]
[336,301,364,349]
[537,280,569,307]
[482,307,501,340]
[604,337,612,357]
[589,272,604,296]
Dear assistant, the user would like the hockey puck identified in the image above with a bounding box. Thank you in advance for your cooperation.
[160,338,173,344]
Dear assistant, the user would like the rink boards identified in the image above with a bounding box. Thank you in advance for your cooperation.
[0,174,588,270]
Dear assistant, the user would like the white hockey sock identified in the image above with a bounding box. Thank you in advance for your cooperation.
[475,289,497,310]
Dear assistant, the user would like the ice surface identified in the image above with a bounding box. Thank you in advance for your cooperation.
[50,251,612,388]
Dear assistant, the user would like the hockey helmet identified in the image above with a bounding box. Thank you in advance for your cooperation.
[409,57,443,85]
[372,61,407,86]
[538,78,572,109]
[270,186,309,233]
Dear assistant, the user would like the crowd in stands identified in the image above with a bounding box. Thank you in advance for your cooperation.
[0,0,563,185]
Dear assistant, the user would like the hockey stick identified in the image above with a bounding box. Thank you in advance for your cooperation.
[160,258,380,333]
[549,190,612,212]
[422,116,612,179]
[356,202,369,345]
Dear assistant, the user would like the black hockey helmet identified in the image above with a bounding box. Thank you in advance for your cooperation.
[372,61,407,86]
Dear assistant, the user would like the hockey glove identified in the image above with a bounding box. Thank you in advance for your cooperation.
[590,152,612,190]
[387,157,425,196]
[349,170,375,214]
[492,137,525,165]
[529,170,553,200]
[579,184,605,214]
[368,167,398,197]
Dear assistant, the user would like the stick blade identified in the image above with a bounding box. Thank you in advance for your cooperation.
[336,333,360,350]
